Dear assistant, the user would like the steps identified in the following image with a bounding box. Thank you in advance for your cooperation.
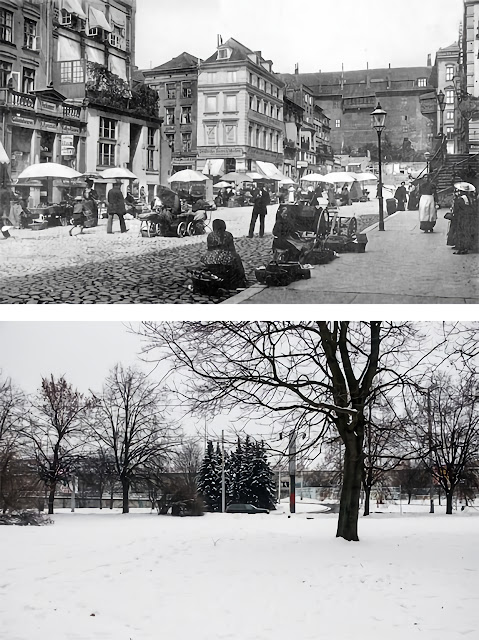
[432,153,479,205]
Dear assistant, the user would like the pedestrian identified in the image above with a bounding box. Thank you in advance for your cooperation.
[449,182,477,254]
[107,180,128,234]
[69,195,87,236]
[418,176,437,233]
[82,178,99,227]
[394,181,408,211]
[340,184,350,206]
[248,185,270,238]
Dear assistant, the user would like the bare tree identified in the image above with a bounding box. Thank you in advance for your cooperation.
[0,375,27,512]
[76,448,117,509]
[406,373,479,514]
[138,321,426,541]
[27,376,93,514]
[90,364,181,514]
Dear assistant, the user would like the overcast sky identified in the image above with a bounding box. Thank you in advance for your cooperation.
[135,0,464,74]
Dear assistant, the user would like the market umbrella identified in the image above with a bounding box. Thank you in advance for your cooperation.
[100,167,138,180]
[168,169,207,183]
[355,172,378,182]
[18,162,81,180]
[214,181,233,189]
[301,173,332,183]
[279,177,296,185]
[220,171,251,184]
[324,172,358,183]
[0,140,9,166]
[246,171,265,181]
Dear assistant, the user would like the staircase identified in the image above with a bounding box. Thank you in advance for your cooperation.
[431,153,479,206]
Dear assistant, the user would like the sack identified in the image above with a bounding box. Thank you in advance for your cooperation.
[444,211,453,221]
[264,263,294,287]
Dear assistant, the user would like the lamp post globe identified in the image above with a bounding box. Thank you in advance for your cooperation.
[371,102,387,231]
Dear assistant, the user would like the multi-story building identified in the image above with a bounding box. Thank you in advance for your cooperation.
[196,38,285,179]
[282,94,304,181]
[142,52,200,178]
[0,0,88,203]
[434,42,462,154]
[461,0,479,152]
[280,65,436,159]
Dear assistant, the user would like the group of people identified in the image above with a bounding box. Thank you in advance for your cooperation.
[70,179,137,235]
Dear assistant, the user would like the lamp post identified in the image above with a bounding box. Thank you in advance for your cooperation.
[426,384,438,514]
[424,151,431,174]
[371,102,387,231]
[437,90,446,138]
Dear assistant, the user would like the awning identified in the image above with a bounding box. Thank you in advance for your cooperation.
[88,6,112,32]
[0,140,10,165]
[57,35,81,61]
[63,0,87,20]
[202,159,225,176]
[109,6,126,27]
[85,45,105,65]
[256,160,288,182]
[109,55,127,80]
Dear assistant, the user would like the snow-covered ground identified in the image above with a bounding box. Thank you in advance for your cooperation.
[1,501,478,640]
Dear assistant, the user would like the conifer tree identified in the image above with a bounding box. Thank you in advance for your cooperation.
[197,441,221,511]
[226,438,243,504]
[249,441,276,509]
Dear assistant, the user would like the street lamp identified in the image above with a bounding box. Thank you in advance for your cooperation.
[426,384,439,514]
[437,90,446,138]
[371,102,387,231]
[424,151,431,174]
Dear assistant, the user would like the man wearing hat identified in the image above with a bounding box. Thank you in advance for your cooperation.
[107,180,127,234]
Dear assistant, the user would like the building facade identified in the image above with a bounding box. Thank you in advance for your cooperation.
[142,52,199,178]
[196,38,285,178]
[434,42,462,154]
[280,66,436,159]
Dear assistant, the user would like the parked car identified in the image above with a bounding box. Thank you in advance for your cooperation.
[226,503,270,514]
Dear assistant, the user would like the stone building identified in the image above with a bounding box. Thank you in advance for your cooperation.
[196,37,285,179]
[142,52,200,179]
[280,65,435,159]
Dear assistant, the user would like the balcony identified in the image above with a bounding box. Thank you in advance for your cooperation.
[62,104,81,119]
[10,90,36,109]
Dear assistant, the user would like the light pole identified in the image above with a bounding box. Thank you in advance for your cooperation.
[426,384,438,514]
[424,151,431,175]
[371,103,387,231]
[437,90,446,138]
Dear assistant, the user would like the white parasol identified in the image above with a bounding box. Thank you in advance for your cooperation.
[301,173,332,183]
[323,172,358,183]
[168,169,207,183]
[18,162,81,180]
[355,172,378,182]
[100,167,138,180]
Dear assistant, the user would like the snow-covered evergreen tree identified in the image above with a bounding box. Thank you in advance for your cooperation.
[249,441,276,509]
[226,438,243,504]
[197,441,221,511]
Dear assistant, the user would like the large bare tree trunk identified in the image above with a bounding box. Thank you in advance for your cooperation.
[363,486,371,516]
[121,477,130,514]
[446,491,454,514]
[48,483,56,515]
[336,437,363,541]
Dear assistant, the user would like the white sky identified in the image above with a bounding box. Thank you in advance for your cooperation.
[135,0,464,74]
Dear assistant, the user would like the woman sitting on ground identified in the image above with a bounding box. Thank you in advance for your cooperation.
[272,206,312,262]
[201,219,247,289]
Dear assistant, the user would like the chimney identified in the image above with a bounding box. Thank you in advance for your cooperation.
[427,53,432,66]
[217,34,223,47]
[295,63,299,75]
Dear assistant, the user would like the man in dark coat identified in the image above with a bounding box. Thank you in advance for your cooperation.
[107,180,127,234]
[248,186,270,237]
[394,182,408,211]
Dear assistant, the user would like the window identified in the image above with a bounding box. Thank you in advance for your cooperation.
[147,148,155,171]
[206,72,216,83]
[335,119,341,128]
[446,66,454,82]
[0,61,11,88]
[251,74,257,87]
[60,60,84,84]
[182,81,192,98]
[224,94,237,112]
[165,133,175,149]
[257,99,263,114]
[224,123,237,143]
[273,133,278,152]
[205,124,217,145]
[0,10,13,43]
[249,94,255,110]
[147,127,155,147]
[446,111,454,121]
[417,78,427,87]
[166,83,176,99]
[445,89,454,105]
[98,117,117,166]
[446,126,454,140]
[181,132,192,152]
[22,68,35,93]
[217,48,229,59]
[259,78,265,91]
[205,95,217,112]
[227,71,237,83]
[24,19,37,49]
[249,126,253,146]
[181,106,191,124]
[166,107,175,125]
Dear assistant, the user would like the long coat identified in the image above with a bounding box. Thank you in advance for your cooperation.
[107,186,126,214]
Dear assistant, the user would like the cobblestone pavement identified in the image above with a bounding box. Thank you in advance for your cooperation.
[0,204,377,304]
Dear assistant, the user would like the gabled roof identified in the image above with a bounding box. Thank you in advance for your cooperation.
[203,37,263,65]
[438,41,460,53]
[32,88,67,102]
[150,52,201,72]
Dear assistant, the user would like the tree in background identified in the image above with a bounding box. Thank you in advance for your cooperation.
[197,440,222,511]
[27,376,92,514]
[76,448,118,509]
[249,440,276,510]
[90,364,181,514]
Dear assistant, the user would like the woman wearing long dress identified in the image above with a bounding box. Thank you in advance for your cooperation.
[201,219,247,289]
[450,183,477,254]
[418,176,437,233]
